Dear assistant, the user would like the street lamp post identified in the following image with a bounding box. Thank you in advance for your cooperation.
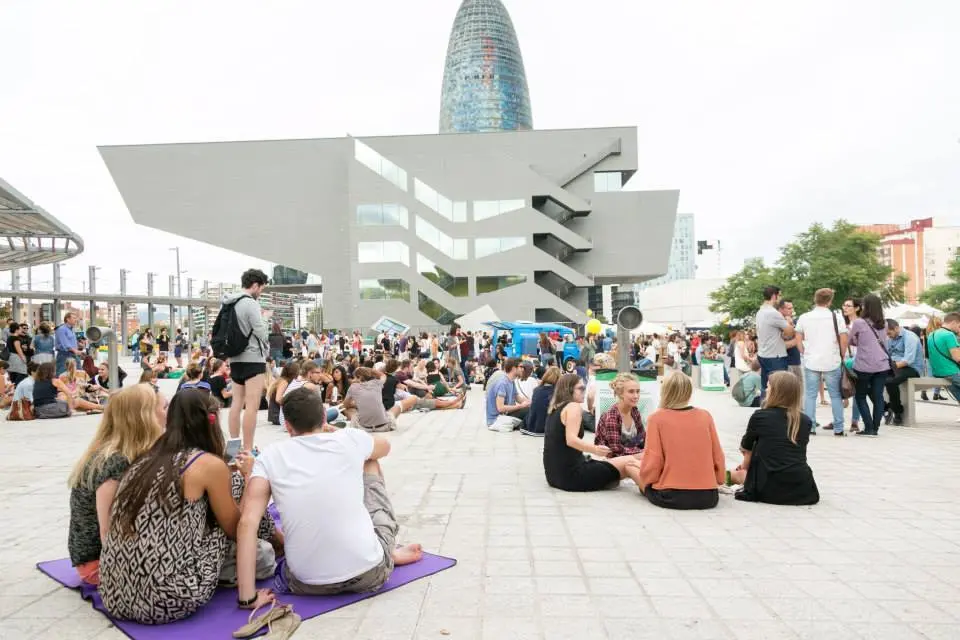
[170,247,185,333]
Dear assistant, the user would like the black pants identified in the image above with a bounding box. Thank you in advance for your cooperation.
[854,370,889,434]
[645,487,719,510]
[884,366,919,417]
[8,371,26,386]
[508,406,529,423]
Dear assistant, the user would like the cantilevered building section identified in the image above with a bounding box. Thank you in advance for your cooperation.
[0,177,83,269]
[439,0,533,133]
[99,126,678,329]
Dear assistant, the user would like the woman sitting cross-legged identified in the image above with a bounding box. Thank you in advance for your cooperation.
[99,390,266,625]
[728,371,819,505]
[543,373,642,492]
[67,384,166,586]
[522,365,560,437]
[631,372,725,510]
[595,373,646,457]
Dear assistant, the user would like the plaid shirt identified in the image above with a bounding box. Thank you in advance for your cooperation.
[595,405,646,457]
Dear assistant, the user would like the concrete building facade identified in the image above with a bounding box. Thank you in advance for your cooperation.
[100,126,678,330]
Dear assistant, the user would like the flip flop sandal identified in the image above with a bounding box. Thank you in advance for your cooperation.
[232,603,293,639]
[264,611,301,639]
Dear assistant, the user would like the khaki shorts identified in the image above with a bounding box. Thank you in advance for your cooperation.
[350,413,397,433]
[280,473,398,594]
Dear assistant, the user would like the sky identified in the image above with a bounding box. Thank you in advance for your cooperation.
[1,0,958,299]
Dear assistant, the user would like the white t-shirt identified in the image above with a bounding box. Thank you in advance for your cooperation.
[251,430,383,585]
[515,376,538,401]
[795,306,846,372]
[644,344,657,363]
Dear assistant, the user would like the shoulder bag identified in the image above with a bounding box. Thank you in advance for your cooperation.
[867,323,896,374]
[832,312,857,399]
[8,397,34,421]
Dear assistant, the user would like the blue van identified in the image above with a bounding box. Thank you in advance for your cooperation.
[482,321,581,365]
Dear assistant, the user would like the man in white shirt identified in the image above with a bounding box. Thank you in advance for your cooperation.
[755,285,795,401]
[795,288,848,436]
[235,388,423,608]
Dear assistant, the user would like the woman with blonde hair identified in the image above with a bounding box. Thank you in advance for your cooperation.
[67,384,166,585]
[729,372,819,505]
[633,372,725,509]
[594,373,646,457]
[543,373,641,492]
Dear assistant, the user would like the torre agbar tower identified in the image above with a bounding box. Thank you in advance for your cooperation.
[439,0,533,133]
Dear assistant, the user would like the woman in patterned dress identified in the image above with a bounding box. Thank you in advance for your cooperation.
[99,390,268,624]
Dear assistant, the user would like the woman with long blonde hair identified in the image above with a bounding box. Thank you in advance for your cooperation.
[67,384,166,585]
[633,372,725,510]
[729,371,819,505]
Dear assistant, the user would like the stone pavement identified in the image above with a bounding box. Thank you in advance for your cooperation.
[2,369,960,639]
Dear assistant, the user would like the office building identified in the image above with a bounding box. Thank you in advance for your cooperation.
[635,213,695,292]
[100,126,678,330]
[439,0,533,133]
[191,283,307,331]
[272,265,308,285]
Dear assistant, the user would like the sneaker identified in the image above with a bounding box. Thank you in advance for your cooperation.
[809,428,817,435]
[934,392,944,401]
[821,423,835,431]
[850,423,860,433]
[855,430,878,437]
[834,431,847,437]
[883,410,893,425]
[893,415,903,426]
[921,391,930,401]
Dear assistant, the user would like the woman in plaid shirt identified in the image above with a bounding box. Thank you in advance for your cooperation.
[594,373,646,457]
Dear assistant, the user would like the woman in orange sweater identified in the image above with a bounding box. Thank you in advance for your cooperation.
[629,372,725,510]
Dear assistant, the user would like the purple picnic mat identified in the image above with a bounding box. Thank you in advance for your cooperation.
[37,552,456,639]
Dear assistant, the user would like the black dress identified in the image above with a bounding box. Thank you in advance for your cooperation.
[543,402,620,492]
[735,408,819,506]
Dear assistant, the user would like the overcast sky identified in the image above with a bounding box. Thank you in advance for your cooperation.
[1,0,958,298]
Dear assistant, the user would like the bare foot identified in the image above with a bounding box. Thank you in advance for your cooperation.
[393,543,423,566]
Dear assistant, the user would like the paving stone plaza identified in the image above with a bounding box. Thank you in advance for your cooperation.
[2,366,960,639]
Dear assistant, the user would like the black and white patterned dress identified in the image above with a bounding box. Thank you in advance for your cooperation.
[99,449,228,625]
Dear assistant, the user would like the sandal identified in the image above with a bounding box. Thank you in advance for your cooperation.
[233,603,294,639]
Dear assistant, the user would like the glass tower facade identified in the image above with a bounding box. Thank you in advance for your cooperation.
[635,213,696,291]
[439,0,533,133]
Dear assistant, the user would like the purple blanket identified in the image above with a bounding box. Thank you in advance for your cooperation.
[37,552,456,639]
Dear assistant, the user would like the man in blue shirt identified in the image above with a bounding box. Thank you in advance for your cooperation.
[485,358,530,432]
[884,319,924,426]
[54,312,81,376]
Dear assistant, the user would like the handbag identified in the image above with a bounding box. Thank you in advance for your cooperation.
[867,324,896,374]
[832,312,856,399]
[8,398,34,421]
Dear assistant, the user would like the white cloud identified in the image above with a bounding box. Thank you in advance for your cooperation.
[1,0,958,294]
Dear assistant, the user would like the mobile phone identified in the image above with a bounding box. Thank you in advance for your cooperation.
[224,438,242,463]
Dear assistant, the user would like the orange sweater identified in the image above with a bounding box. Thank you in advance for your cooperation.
[639,407,726,491]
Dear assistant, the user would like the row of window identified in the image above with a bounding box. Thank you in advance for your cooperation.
[357,203,409,228]
[355,140,408,192]
[414,179,468,223]
[594,172,623,193]
[473,199,525,221]
[356,274,527,302]
[357,241,410,267]
[416,216,469,260]
[357,235,527,264]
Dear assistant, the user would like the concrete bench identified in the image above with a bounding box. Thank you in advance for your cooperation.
[902,377,956,427]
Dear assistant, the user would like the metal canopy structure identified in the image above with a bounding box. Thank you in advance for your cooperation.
[0,177,83,269]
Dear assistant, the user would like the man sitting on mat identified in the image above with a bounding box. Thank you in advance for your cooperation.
[235,387,423,610]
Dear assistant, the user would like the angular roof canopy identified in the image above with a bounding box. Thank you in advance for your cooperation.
[0,177,83,269]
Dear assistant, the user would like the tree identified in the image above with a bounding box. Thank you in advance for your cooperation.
[921,251,960,310]
[710,220,907,323]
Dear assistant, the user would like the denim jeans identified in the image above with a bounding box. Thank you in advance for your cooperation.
[758,356,789,402]
[803,367,844,433]
[942,374,960,402]
[854,369,888,434]
[55,352,77,377]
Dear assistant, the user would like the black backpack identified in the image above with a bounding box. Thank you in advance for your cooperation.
[211,295,253,359]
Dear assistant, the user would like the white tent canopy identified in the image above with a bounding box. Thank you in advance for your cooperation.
[455,304,500,333]
[886,303,942,321]
[630,321,670,336]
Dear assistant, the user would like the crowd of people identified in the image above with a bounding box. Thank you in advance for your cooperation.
[27,269,960,632]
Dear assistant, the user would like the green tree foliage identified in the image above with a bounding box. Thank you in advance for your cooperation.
[710,221,907,324]
[920,252,960,310]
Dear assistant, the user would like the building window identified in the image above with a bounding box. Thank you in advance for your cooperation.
[477,275,527,294]
[418,255,468,297]
[416,216,468,260]
[593,172,623,193]
[415,178,467,223]
[472,199,525,221]
[354,140,408,191]
[357,203,409,228]
[358,279,410,301]
[474,236,526,259]
[357,241,409,266]
[418,292,457,325]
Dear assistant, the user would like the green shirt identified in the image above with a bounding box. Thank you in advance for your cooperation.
[928,328,960,377]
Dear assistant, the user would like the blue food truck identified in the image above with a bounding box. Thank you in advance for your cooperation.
[482,321,581,365]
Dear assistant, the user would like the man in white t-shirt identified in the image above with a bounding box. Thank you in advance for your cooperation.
[794,288,847,436]
[235,387,423,609]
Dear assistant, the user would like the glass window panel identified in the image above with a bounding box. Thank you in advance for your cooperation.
[594,172,608,192]
[381,204,399,226]
[415,179,438,211]
[473,200,500,221]
[357,204,382,226]
[477,275,527,294]
[453,239,468,260]
[499,199,525,214]
[354,140,381,173]
[394,167,408,192]
[359,279,384,300]
[381,161,399,187]
[475,238,499,259]
[453,202,467,223]
[416,216,440,248]
[418,292,457,325]
[398,205,409,228]
[357,242,382,263]
[500,237,526,252]
[438,195,453,221]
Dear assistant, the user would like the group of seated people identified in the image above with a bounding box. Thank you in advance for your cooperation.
[4,358,122,420]
[67,382,423,625]
[540,369,819,508]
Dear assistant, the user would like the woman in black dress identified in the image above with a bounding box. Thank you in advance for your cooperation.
[730,371,819,505]
[543,373,641,492]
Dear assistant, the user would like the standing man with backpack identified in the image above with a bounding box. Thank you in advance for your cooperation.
[212,269,270,450]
